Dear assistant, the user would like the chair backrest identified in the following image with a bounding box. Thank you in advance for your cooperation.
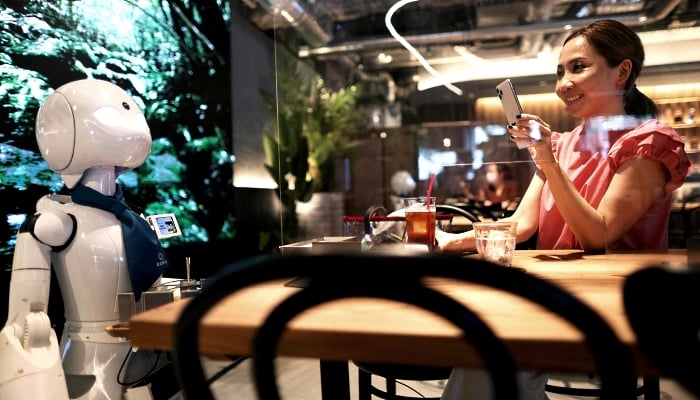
[172,254,638,400]
[435,204,480,223]
[624,265,700,397]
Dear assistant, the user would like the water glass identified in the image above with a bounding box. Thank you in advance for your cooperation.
[473,221,517,267]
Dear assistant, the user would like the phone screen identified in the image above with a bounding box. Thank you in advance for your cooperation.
[146,213,182,239]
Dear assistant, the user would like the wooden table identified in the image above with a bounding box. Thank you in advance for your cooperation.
[121,249,688,398]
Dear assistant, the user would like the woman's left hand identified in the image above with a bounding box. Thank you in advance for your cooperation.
[434,229,471,253]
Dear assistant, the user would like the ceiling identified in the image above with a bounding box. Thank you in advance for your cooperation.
[240,0,700,99]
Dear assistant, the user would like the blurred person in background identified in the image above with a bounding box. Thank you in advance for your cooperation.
[474,163,519,210]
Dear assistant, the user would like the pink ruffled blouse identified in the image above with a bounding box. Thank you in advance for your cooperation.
[537,119,691,250]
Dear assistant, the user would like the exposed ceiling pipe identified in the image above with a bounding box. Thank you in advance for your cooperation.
[298,0,682,58]
[253,0,330,47]
[253,0,420,98]
[253,0,370,79]
[486,0,556,59]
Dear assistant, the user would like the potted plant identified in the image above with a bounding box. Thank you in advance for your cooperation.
[261,55,314,242]
[262,53,362,240]
[303,77,362,193]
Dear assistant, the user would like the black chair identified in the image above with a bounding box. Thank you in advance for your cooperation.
[545,260,661,400]
[624,265,700,398]
[354,362,451,400]
[545,375,656,398]
[668,193,700,247]
[435,204,480,223]
[354,203,477,399]
[172,253,638,400]
[435,204,480,234]
[544,264,681,400]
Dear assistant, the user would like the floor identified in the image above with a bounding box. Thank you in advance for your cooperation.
[168,356,698,399]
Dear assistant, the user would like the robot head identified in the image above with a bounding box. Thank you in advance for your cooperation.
[390,170,416,196]
[36,79,152,189]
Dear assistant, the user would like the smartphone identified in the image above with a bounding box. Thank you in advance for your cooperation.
[496,79,537,148]
[496,79,523,126]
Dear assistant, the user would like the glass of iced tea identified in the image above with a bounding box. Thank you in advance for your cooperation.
[403,196,437,250]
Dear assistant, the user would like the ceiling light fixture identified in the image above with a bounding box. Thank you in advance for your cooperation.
[414,45,556,91]
[385,0,463,96]
[377,52,393,64]
[279,9,295,23]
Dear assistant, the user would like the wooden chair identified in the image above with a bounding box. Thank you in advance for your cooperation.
[624,265,700,398]
[171,254,638,400]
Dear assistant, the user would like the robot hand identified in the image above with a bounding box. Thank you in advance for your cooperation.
[0,312,68,400]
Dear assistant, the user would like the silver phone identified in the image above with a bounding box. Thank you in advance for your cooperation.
[496,79,523,126]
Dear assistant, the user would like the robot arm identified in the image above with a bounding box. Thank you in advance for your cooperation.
[7,210,74,323]
[0,209,73,400]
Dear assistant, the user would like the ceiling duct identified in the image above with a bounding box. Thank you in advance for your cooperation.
[251,0,685,95]
[298,0,682,58]
[253,0,330,47]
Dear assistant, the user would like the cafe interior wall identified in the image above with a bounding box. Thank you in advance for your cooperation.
[230,5,284,248]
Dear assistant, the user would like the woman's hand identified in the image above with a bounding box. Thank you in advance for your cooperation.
[434,229,474,253]
[508,114,556,164]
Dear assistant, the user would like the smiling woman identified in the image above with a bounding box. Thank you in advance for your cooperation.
[437,19,691,400]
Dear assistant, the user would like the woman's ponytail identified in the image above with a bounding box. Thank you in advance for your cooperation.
[624,85,660,118]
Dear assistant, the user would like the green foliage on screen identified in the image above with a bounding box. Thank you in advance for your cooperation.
[0,0,235,268]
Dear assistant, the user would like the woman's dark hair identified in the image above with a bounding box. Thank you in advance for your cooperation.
[563,19,659,117]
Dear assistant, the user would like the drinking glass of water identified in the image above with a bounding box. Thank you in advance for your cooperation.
[473,221,517,267]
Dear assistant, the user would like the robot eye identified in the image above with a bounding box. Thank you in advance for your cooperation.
[122,102,131,110]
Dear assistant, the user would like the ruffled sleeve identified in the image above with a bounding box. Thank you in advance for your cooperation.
[609,119,691,192]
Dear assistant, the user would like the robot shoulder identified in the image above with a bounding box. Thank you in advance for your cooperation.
[21,210,76,249]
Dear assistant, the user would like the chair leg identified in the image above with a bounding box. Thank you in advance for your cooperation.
[642,377,660,400]
[356,363,449,400]
[386,377,397,399]
[358,368,372,400]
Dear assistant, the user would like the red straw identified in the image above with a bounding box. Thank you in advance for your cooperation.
[426,173,436,207]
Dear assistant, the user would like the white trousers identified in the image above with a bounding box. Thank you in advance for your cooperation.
[440,368,550,400]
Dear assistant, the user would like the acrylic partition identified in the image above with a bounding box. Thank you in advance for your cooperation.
[434,114,685,256]
[417,123,536,218]
[592,115,686,255]
[259,2,700,250]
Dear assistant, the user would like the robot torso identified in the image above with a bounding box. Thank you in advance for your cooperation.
[37,194,131,325]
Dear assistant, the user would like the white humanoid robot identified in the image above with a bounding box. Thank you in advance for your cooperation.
[0,79,169,399]
[389,170,416,211]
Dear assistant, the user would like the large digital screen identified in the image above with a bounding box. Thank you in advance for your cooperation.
[0,0,234,275]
